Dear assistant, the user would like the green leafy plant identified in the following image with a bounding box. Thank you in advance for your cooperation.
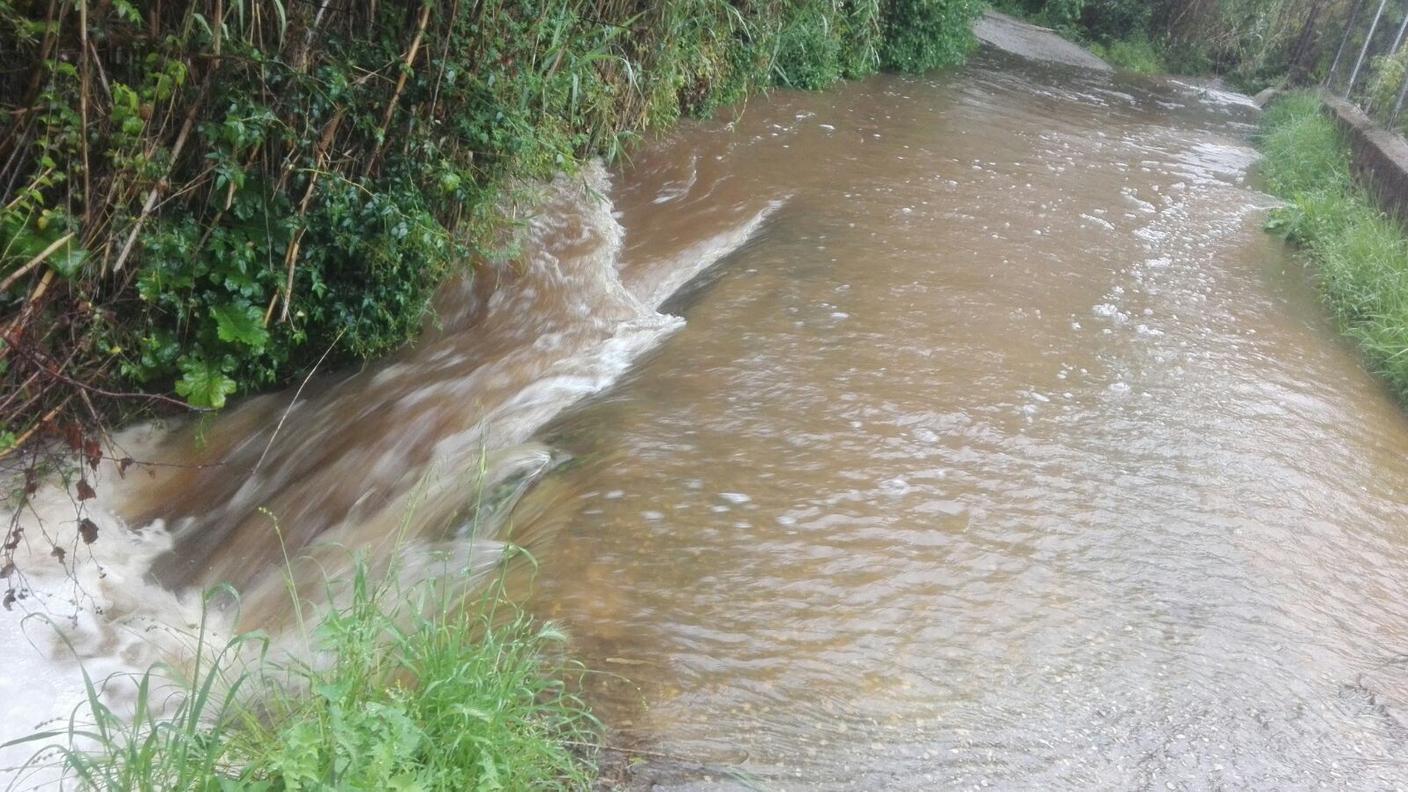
[0,0,986,455]
[880,0,981,72]
[6,561,598,791]
[1256,91,1408,401]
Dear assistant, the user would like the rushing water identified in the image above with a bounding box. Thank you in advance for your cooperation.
[7,47,1408,790]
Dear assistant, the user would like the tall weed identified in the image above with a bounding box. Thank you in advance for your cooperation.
[5,563,597,791]
[1258,92,1408,401]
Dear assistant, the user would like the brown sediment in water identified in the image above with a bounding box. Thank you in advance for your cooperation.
[10,45,1408,792]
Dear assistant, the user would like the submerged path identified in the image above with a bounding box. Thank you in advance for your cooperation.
[509,53,1408,790]
[7,25,1408,792]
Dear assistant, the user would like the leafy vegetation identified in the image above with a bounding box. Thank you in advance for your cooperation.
[6,564,597,791]
[1088,36,1164,73]
[0,0,983,456]
[1257,91,1408,399]
[880,0,982,73]
[992,0,1329,86]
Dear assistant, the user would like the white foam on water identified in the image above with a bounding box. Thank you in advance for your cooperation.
[0,159,783,782]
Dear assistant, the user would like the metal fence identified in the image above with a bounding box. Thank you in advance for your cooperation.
[1326,0,1408,125]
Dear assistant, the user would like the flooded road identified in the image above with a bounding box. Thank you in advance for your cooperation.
[511,55,1408,789]
[9,44,1408,791]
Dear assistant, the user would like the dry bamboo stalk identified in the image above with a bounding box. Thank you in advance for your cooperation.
[2,270,57,359]
[365,1,433,176]
[0,401,70,463]
[276,110,344,323]
[0,233,75,293]
[110,0,223,274]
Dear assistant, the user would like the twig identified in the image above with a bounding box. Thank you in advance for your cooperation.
[0,401,69,464]
[252,327,346,474]
[296,0,335,72]
[108,84,210,273]
[79,0,93,229]
[5,269,55,342]
[0,332,200,411]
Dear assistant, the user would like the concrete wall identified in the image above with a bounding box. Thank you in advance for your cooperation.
[1322,95,1408,225]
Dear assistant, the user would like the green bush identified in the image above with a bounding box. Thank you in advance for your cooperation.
[1090,36,1164,73]
[772,1,845,89]
[1367,47,1408,125]
[0,0,983,441]
[1078,0,1150,41]
[880,0,981,72]
[993,0,1315,83]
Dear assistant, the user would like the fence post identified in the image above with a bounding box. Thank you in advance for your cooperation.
[1331,0,1369,86]
[1348,0,1391,96]
[1390,0,1408,54]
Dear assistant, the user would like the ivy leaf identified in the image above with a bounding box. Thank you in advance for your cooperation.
[176,358,237,409]
[211,303,269,350]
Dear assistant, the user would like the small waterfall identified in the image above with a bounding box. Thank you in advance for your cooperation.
[0,158,780,768]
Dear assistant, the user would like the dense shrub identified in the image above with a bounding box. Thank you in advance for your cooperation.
[0,0,983,450]
[995,0,1325,85]
[1089,37,1164,73]
[775,0,851,89]
[1077,0,1150,41]
[880,0,982,72]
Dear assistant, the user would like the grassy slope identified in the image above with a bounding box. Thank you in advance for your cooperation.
[1258,91,1408,398]
[7,567,597,791]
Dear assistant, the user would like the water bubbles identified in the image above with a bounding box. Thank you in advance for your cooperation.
[1092,303,1127,323]
[879,477,912,495]
[719,492,752,505]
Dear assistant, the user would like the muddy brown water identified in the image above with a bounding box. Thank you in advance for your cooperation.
[508,58,1408,789]
[9,49,1408,790]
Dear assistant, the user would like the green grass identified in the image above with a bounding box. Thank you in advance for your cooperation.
[1257,91,1408,399]
[5,564,598,791]
[1089,36,1163,74]
[987,1,1164,74]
